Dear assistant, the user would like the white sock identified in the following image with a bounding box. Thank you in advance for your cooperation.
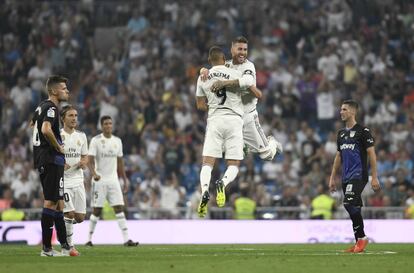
[88,214,99,242]
[200,165,212,194]
[64,217,75,247]
[115,212,129,243]
[222,165,239,187]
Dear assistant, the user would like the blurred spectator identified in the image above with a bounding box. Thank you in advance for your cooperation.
[0,0,413,219]
[310,184,336,219]
[233,183,256,220]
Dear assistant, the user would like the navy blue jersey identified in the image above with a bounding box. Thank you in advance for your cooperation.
[32,100,65,168]
[337,124,374,182]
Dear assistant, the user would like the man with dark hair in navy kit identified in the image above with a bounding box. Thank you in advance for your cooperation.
[31,75,78,256]
[329,100,381,253]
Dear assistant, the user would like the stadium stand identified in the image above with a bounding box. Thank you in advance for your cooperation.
[0,0,413,219]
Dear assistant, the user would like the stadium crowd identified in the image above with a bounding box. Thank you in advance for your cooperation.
[0,0,413,219]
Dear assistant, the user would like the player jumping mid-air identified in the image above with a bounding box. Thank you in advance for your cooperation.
[201,36,283,162]
[196,46,262,217]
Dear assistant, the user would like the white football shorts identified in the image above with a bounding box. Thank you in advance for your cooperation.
[63,184,86,214]
[91,180,125,208]
[202,114,244,160]
[243,109,269,152]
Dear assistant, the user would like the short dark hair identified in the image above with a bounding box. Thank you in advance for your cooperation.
[342,100,359,111]
[100,115,112,125]
[60,104,76,119]
[46,75,68,93]
[208,46,225,62]
[232,36,248,44]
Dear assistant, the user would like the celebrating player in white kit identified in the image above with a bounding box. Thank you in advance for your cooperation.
[201,36,283,161]
[86,116,138,246]
[60,105,88,256]
[196,46,262,217]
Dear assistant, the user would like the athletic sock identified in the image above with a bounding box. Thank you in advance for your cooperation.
[64,217,75,247]
[344,204,365,242]
[200,165,212,194]
[88,214,99,242]
[222,165,239,187]
[41,208,56,249]
[54,211,68,248]
[350,211,365,240]
[115,212,129,243]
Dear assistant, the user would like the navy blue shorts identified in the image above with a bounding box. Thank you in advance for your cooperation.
[38,164,64,202]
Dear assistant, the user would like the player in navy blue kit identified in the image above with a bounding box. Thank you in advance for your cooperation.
[329,100,381,253]
[31,75,77,256]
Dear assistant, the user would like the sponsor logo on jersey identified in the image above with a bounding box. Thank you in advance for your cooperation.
[340,143,355,150]
[65,148,81,158]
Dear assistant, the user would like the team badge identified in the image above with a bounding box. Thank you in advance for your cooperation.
[61,135,65,141]
[47,107,55,118]
[77,140,81,146]
[350,131,356,138]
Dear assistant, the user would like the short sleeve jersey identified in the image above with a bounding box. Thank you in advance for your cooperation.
[225,59,257,113]
[337,124,375,182]
[196,65,243,117]
[61,129,88,187]
[88,134,123,182]
[32,100,65,168]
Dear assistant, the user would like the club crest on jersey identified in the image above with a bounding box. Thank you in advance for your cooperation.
[47,108,55,118]
[77,140,81,146]
[350,131,356,138]
[61,135,65,141]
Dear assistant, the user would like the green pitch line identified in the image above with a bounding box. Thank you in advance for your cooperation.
[0,244,413,273]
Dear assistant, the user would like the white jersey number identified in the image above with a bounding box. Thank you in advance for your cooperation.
[216,88,227,105]
[32,121,41,147]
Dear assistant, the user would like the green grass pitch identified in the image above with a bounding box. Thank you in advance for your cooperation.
[1,244,413,273]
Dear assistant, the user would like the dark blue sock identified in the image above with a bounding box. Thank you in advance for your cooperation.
[54,211,68,248]
[344,204,365,241]
[41,208,56,249]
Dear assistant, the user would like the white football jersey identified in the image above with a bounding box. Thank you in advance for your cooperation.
[88,133,123,183]
[196,65,244,117]
[61,129,88,188]
[225,59,257,113]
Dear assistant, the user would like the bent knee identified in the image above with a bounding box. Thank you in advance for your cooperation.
[64,211,75,219]
[75,214,86,223]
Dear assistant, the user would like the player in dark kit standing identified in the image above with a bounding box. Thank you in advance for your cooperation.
[329,100,381,253]
[31,75,77,256]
